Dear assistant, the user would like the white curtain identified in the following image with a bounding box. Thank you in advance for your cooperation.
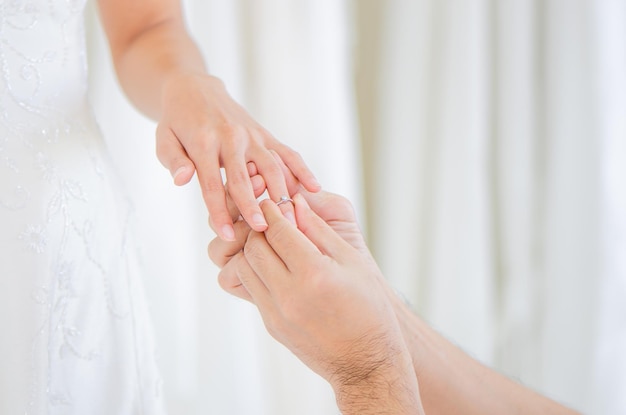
[85,0,625,414]
[592,2,626,413]
[86,1,359,414]
[361,1,626,414]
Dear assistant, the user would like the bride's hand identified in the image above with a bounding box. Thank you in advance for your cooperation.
[155,73,320,241]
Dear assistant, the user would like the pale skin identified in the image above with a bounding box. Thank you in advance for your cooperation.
[97,0,320,241]
[208,163,581,414]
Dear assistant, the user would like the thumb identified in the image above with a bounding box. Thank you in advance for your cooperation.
[298,190,357,224]
[293,193,351,259]
[156,126,196,186]
[298,190,368,254]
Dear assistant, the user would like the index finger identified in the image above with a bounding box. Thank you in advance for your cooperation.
[258,199,321,272]
[194,152,235,241]
[208,168,265,234]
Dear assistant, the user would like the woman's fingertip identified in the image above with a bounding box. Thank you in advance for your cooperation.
[173,166,187,178]
[250,175,266,195]
[221,224,236,241]
[246,161,258,176]
[252,213,268,229]
[173,166,191,185]
[310,178,322,191]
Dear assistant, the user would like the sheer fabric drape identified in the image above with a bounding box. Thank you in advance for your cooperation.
[359,1,626,414]
[85,0,625,414]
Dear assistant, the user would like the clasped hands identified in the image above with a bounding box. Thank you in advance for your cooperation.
[154,66,576,415]
[207,164,424,414]
[155,73,421,411]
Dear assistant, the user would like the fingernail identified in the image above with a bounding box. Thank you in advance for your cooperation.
[221,225,236,241]
[252,213,267,228]
[173,166,188,182]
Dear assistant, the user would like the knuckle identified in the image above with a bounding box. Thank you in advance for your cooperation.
[242,237,265,264]
[219,124,246,144]
[193,131,217,153]
[289,148,303,160]
[265,222,293,248]
[255,129,276,145]
[333,194,355,214]
[263,160,283,179]
[207,240,227,267]
[278,296,303,324]
[233,253,252,281]
[219,122,237,137]
[226,167,250,186]
[155,145,168,164]
[273,265,328,326]
[217,268,238,291]
[155,134,171,160]
[206,241,218,263]
[262,308,291,340]
[281,145,302,161]
[155,122,168,140]
[202,176,225,195]
[262,312,284,339]
[217,271,230,291]
[300,260,325,287]
[302,261,334,299]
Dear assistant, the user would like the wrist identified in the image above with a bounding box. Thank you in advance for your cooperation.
[159,72,227,119]
[331,343,424,415]
[161,71,223,96]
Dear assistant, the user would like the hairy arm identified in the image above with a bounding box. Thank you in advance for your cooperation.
[330,334,423,415]
[387,292,581,415]
[207,172,578,414]
[230,197,424,414]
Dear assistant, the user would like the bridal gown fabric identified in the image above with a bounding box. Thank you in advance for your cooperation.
[0,1,164,414]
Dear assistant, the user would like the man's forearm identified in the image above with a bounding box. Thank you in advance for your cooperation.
[332,346,425,415]
[389,292,581,415]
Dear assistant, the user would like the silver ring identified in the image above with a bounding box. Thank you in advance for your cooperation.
[276,195,294,207]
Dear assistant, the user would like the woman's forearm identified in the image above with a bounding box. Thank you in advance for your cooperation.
[97,1,211,121]
[96,0,320,240]
[108,19,209,120]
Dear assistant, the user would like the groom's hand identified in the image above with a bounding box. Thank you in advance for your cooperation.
[208,186,372,303]
[208,152,301,300]
[215,195,424,414]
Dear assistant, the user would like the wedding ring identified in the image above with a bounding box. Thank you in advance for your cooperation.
[276,195,294,207]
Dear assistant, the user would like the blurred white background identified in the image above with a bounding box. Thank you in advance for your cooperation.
[86,1,625,414]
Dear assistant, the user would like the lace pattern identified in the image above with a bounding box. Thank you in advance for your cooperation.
[0,1,163,413]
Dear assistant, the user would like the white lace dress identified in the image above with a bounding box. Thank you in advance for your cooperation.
[0,1,164,414]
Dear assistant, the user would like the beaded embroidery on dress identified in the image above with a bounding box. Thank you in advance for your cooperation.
[0,1,164,413]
